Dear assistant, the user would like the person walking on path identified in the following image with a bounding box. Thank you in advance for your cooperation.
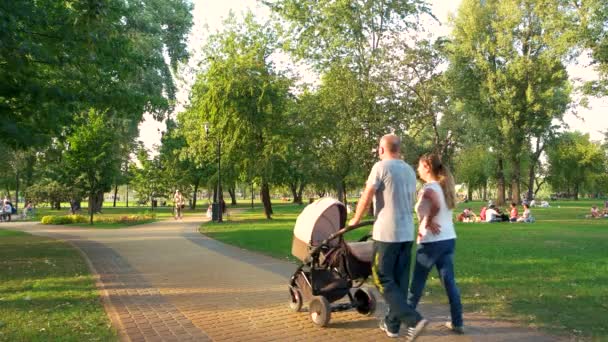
[349,134,428,340]
[173,190,185,220]
[407,154,464,334]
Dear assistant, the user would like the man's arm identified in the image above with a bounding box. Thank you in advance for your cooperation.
[348,184,375,226]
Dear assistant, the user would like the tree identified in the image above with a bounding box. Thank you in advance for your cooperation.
[0,0,192,148]
[64,110,122,224]
[180,13,291,219]
[267,0,434,201]
[546,131,605,200]
[449,0,572,204]
[454,146,495,200]
[130,146,168,210]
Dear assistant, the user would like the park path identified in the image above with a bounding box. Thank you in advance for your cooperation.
[3,216,566,342]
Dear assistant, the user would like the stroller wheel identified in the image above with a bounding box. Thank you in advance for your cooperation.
[354,287,376,316]
[288,286,303,312]
[309,296,331,327]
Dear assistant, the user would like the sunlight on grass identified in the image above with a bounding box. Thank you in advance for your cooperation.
[0,229,116,341]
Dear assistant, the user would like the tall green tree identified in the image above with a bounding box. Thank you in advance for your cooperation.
[64,110,122,224]
[449,0,572,204]
[0,0,192,148]
[546,131,605,199]
[267,0,433,200]
[180,13,291,219]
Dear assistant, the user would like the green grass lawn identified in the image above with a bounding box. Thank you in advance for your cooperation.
[0,229,116,342]
[200,200,608,340]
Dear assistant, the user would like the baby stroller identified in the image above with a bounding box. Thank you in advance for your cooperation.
[289,198,377,327]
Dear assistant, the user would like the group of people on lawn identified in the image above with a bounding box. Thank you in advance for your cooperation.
[457,202,533,223]
[588,202,608,218]
[1,198,33,222]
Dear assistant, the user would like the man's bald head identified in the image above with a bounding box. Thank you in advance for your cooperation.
[380,134,401,154]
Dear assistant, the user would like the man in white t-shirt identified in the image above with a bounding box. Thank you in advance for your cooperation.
[349,134,427,340]
[485,205,501,223]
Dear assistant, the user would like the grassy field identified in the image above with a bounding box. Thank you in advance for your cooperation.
[200,200,608,340]
[0,229,116,342]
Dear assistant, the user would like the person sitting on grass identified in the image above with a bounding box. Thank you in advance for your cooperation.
[1,200,12,222]
[485,204,502,223]
[479,206,487,222]
[517,204,534,223]
[509,202,518,222]
[588,205,601,219]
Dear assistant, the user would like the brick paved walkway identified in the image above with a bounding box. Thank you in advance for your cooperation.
[5,217,565,342]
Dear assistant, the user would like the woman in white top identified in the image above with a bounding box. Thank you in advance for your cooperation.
[408,154,464,334]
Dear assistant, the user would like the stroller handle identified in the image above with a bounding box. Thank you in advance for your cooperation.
[304,220,374,264]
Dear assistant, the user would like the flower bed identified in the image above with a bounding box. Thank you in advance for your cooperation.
[41,214,156,225]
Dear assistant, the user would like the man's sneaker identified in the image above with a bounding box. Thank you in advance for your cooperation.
[445,321,465,334]
[379,319,399,338]
[406,318,428,341]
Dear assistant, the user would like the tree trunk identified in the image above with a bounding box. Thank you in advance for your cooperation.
[251,182,254,209]
[94,191,104,213]
[260,181,273,219]
[290,183,298,204]
[337,180,346,204]
[228,187,237,206]
[574,183,579,200]
[191,181,199,210]
[510,156,521,204]
[88,193,94,225]
[113,184,118,207]
[482,183,487,201]
[496,157,506,205]
[296,183,305,205]
[467,185,473,201]
[126,183,129,207]
[527,161,536,202]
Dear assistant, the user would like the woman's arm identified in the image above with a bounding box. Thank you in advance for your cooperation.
[417,188,442,234]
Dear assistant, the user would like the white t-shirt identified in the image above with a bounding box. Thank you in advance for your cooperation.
[485,208,499,222]
[415,182,457,243]
[367,159,417,242]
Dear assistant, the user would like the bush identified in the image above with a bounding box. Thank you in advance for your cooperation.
[40,215,88,225]
[40,213,155,226]
[93,214,155,225]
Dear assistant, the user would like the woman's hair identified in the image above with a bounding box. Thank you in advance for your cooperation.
[419,154,456,209]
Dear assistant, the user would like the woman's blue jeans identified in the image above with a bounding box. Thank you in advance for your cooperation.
[407,238,463,327]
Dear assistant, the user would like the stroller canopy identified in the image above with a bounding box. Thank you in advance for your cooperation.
[292,198,346,261]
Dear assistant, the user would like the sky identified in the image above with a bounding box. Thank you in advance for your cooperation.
[138,0,608,151]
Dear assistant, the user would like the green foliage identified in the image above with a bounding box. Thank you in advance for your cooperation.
[180,13,292,217]
[546,131,606,197]
[0,0,193,148]
[448,0,573,203]
[64,110,123,223]
[130,144,170,206]
[266,0,431,72]
[455,145,495,190]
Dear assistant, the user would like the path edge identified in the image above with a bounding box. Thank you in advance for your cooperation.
[66,238,130,342]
